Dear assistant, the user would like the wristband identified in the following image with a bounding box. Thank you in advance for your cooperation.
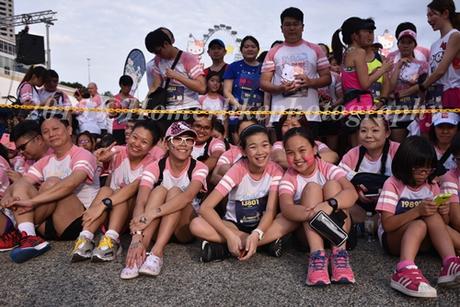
[252,228,264,241]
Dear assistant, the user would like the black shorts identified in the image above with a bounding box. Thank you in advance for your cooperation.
[224,219,257,234]
[42,216,83,241]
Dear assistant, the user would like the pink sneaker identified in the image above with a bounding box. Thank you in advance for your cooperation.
[306,250,330,286]
[330,249,355,284]
[391,265,437,298]
[438,256,460,288]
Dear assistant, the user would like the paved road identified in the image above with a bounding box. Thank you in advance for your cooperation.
[0,237,459,306]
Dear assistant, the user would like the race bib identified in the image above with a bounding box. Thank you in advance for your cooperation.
[395,198,423,215]
[234,196,268,228]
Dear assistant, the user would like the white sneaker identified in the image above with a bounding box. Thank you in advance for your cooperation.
[139,254,163,276]
[120,264,140,280]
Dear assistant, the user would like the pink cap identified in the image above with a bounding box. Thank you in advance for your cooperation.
[0,133,16,151]
[398,29,417,42]
[165,121,197,139]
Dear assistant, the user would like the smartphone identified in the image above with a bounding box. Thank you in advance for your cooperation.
[433,193,452,206]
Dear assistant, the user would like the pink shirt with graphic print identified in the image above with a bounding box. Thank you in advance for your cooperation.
[25,145,99,208]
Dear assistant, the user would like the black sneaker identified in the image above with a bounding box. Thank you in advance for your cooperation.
[200,240,230,262]
[265,237,284,257]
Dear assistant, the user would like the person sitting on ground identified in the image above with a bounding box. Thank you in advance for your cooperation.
[1,116,99,263]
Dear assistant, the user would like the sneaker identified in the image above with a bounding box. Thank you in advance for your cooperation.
[200,240,230,263]
[330,249,356,284]
[306,250,330,286]
[70,235,94,262]
[10,231,50,263]
[120,265,140,280]
[265,235,289,257]
[0,229,20,252]
[390,265,437,298]
[139,254,163,276]
[438,256,460,288]
[91,235,121,262]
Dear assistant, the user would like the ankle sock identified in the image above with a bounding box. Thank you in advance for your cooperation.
[105,229,119,241]
[79,230,94,241]
[397,260,415,271]
[18,222,36,236]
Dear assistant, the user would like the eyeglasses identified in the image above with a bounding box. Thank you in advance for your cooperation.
[17,135,37,152]
[78,139,90,145]
[412,167,436,175]
[282,22,302,28]
[169,136,195,146]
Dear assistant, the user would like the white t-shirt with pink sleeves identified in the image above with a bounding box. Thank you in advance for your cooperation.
[25,145,99,209]
[262,40,330,122]
[439,168,460,203]
[153,51,204,110]
[215,159,283,228]
[339,141,400,180]
[139,158,208,211]
[376,177,440,216]
[279,159,347,203]
[192,138,226,160]
[0,156,11,198]
[216,146,243,166]
[108,146,156,190]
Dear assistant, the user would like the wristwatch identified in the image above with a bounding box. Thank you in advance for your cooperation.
[101,198,113,211]
[326,198,338,211]
[252,228,264,241]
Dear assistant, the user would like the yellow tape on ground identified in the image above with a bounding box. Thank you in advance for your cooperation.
[0,103,459,116]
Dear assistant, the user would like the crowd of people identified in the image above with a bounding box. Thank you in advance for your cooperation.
[0,0,460,300]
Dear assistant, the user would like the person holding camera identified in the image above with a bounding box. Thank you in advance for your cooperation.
[38,69,72,121]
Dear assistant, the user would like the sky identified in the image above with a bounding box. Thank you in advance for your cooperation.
[14,0,459,97]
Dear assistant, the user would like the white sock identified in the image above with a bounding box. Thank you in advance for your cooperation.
[18,222,36,236]
[105,229,119,241]
[79,230,94,241]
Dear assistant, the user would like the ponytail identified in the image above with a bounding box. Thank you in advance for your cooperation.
[379,139,391,175]
[331,29,345,65]
[20,65,47,84]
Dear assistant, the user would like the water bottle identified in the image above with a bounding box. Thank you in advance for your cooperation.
[364,212,376,242]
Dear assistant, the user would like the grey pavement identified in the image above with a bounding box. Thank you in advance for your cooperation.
[0,237,459,306]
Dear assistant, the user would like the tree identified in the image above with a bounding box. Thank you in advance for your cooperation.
[60,81,84,89]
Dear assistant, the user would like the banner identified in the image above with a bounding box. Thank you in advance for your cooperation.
[123,49,146,96]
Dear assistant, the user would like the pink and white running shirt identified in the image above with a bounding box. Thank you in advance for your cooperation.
[279,158,346,203]
[339,141,400,180]
[0,156,11,198]
[140,157,208,211]
[25,145,99,208]
[192,138,226,160]
[215,160,283,227]
[108,146,157,190]
[376,177,439,216]
[153,51,204,110]
[216,146,243,166]
[439,168,460,203]
[262,40,330,122]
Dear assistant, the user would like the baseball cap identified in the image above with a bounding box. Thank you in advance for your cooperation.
[0,133,16,151]
[165,121,197,139]
[432,112,460,126]
[208,39,225,49]
[398,29,417,43]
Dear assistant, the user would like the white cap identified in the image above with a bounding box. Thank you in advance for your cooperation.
[432,112,460,126]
